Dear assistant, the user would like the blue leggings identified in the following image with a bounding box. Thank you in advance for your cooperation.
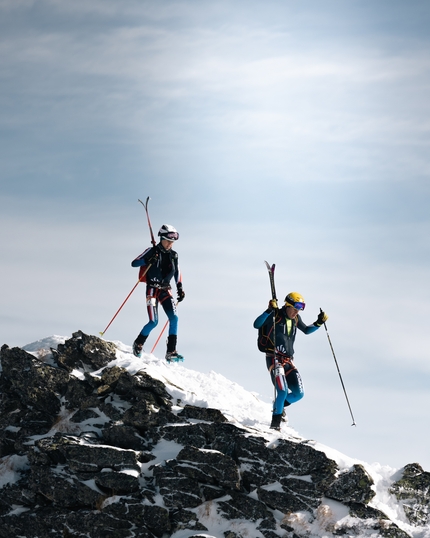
[140,287,178,337]
[266,355,304,415]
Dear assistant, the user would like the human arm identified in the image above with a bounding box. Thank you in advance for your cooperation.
[253,300,278,328]
[131,247,157,268]
[296,310,329,334]
[173,256,185,302]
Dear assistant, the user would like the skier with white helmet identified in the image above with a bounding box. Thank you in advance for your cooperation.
[131,224,185,362]
[254,292,328,430]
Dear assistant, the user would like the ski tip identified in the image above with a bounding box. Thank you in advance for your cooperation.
[264,260,275,271]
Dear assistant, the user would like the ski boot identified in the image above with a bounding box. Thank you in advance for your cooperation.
[270,414,282,431]
[165,350,184,363]
[132,334,147,358]
[165,335,184,363]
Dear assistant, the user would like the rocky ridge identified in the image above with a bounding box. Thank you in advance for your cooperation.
[0,331,429,538]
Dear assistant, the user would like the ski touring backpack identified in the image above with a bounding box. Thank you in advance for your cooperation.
[257,312,297,353]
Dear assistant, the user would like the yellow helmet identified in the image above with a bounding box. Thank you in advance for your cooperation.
[285,292,306,311]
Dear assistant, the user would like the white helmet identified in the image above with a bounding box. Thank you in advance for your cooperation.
[158,224,179,241]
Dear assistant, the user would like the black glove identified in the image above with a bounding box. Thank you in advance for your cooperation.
[177,282,185,303]
[147,252,159,265]
[315,311,328,327]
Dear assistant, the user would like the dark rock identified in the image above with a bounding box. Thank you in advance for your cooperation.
[0,344,69,416]
[170,507,208,533]
[102,424,149,450]
[173,445,240,489]
[0,332,425,537]
[35,434,141,473]
[218,490,276,527]
[389,462,430,526]
[325,463,375,505]
[153,463,203,508]
[53,330,117,372]
[95,470,140,494]
[178,404,228,423]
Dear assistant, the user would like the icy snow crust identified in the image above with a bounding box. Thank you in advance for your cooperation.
[11,335,428,538]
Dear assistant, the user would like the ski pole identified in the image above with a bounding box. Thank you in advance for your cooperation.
[99,265,151,337]
[150,301,179,354]
[150,320,168,354]
[320,308,356,426]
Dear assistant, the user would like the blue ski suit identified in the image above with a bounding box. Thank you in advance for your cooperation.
[132,243,182,338]
[254,307,319,415]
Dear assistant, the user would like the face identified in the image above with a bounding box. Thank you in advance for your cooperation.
[161,239,174,250]
[285,305,299,319]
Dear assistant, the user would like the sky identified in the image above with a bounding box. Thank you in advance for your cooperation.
[1,1,430,471]
[3,336,428,538]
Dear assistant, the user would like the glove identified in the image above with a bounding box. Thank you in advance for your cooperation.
[267,299,278,312]
[147,252,159,265]
[315,311,328,326]
[177,282,185,303]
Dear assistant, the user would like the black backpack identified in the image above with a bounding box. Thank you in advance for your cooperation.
[257,312,297,353]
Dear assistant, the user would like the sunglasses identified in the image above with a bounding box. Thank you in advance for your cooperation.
[286,301,305,311]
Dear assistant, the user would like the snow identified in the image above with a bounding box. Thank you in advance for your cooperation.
[0,335,426,537]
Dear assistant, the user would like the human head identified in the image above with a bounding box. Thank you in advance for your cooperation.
[158,224,179,242]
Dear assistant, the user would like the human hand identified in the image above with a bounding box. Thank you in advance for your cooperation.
[315,311,328,326]
[268,299,278,311]
[177,283,185,302]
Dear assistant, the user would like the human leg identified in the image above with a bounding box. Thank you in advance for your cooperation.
[284,369,304,405]
[132,287,159,357]
[266,354,287,427]
[159,291,183,361]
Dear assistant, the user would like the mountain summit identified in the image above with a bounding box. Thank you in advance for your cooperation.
[0,331,428,537]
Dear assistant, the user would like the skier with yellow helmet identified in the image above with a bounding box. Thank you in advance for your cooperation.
[254,291,328,431]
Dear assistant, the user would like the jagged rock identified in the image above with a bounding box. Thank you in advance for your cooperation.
[113,369,173,408]
[95,471,140,494]
[153,463,203,508]
[258,475,322,513]
[53,330,117,372]
[103,499,171,536]
[63,378,97,413]
[0,332,425,537]
[178,404,229,423]
[173,445,240,489]
[0,344,69,416]
[102,424,149,451]
[169,507,208,533]
[218,490,276,529]
[325,463,375,505]
[34,434,141,473]
[390,462,430,526]
[29,465,104,508]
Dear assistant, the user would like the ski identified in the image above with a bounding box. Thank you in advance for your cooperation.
[264,261,277,301]
[138,197,157,247]
[264,260,285,404]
